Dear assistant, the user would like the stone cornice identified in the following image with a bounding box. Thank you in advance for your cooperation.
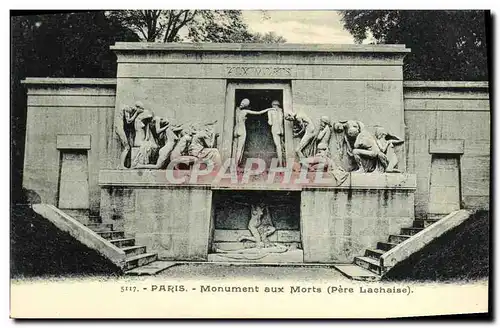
[111,42,411,54]
[404,81,489,89]
[21,78,117,85]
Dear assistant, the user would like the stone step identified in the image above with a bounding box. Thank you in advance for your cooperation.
[333,264,380,281]
[388,234,411,244]
[97,231,125,240]
[376,242,399,251]
[413,219,440,228]
[213,241,301,252]
[88,215,101,224]
[354,256,381,275]
[125,253,158,271]
[427,214,447,221]
[365,248,385,259]
[122,245,147,257]
[85,223,114,232]
[125,261,178,276]
[400,227,424,236]
[208,249,304,263]
[109,238,135,248]
[61,209,91,225]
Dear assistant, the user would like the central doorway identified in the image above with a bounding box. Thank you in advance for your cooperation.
[221,81,294,166]
[235,89,283,167]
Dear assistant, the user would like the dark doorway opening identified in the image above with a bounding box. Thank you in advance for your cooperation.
[213,190,300,231]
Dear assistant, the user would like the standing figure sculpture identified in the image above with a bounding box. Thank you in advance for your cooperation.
[233,99,271,166]
[149,115,170,147]
[316,116,332,151]
[284,109,316,159]
[266,100,285,167]
[131,103,159,167]
[115,104,143,169]
[303,116,333,170]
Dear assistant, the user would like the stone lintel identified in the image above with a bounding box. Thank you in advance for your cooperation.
[98,169,212,189]
[56,134,91,150]
[346,173,416,190]
[429,139,465,154]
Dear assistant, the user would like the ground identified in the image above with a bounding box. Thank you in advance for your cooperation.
[156,263,346,281]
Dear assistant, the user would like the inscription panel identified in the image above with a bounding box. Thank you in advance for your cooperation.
[226,65,294,78]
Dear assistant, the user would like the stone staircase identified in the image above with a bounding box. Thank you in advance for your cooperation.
[334,215,450,281]
[352,217,441,277]
[32,204,175,275]
[335,210,473,281]
[83,222,161,273]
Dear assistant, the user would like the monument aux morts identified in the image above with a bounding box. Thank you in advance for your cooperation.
[21,43,490,277]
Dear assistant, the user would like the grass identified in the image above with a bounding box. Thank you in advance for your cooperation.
[382,210,490,282]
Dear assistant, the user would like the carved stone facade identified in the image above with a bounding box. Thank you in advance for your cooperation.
[21,44,490,264]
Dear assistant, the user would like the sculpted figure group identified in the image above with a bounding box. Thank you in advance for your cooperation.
[115,101,221,170]
[116,100,404,174]
[333,120,404,173]
[282,109,404,174]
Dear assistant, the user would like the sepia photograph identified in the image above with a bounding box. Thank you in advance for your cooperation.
[9,8,491,319]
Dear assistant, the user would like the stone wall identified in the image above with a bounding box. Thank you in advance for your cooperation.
[301,174,415,263]
[110,42,409,167]
[21,45,491,221]
[100,185,212,260]
[404,82,490,217]
[22,78,116,216]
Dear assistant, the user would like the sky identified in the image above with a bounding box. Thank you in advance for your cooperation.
[241,10,355,44]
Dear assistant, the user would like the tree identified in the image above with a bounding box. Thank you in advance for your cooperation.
[340,10,489,80]
[107,10,198,42]
[252,31,287,43]
[188,10,255,43]
[108,10,287,44]
[11,11,139,202]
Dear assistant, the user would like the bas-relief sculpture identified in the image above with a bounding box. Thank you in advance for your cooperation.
[214,200,293,260]
[373,126,404,173]
[233,98,271,167]
[267,100,285,167]
[115,101,222,170]
[284,112,349,183]
[284,109,316,160]
[238,203,276,248]
[115,102,144,169]
[113,97,407,263]
[115,99,404,175]
[333,120,404,173]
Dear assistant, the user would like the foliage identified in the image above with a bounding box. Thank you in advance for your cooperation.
[340,10,489,80]
[252,31,287,43]
[187,10,255,43]
[107,10,197,42]
[107,10,287,43]
[12,11,139,78]
[11,11,139,202]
